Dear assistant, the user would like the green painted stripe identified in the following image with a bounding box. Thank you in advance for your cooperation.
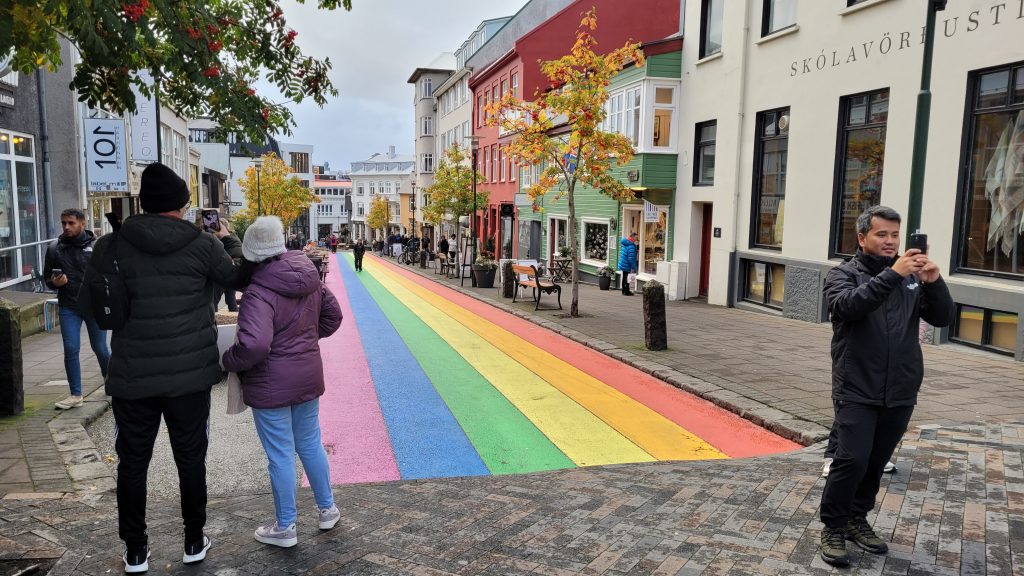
[348,255,575,475]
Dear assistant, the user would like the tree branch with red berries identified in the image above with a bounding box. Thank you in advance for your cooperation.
[1,0,352,142]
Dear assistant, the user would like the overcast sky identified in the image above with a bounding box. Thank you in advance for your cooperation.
[268,0,528,172]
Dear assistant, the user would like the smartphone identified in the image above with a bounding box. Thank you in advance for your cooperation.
[105,212,122,232]
[201,209,221,233]
[908,231,928,254]
[51,268,64,277]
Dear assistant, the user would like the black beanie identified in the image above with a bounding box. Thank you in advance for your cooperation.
[140,162,190,213]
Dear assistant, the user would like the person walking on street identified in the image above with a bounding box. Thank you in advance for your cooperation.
[617,232,638,296]
[353,238,366,272]
[222,216,343,549]
[818,206,953,567]
[329,233,338,253]
[44,208,111,409]
[80,163,243,574]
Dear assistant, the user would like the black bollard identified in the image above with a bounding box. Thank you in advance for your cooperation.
[0,298,24,415]
[643,280,667,351]
[502,261,515,298]
[420,250,428,269]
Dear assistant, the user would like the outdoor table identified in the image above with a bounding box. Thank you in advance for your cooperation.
[549,257,571,283]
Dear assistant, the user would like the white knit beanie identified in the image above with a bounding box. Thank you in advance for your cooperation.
[242,216,287,262]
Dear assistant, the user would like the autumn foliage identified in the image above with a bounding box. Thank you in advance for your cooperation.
[487,8,645,316]
[236,153,319,231]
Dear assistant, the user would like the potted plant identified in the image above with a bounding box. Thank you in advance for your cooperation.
[597,266,615,290]
[558,243,570,259]
[471,250,498,288]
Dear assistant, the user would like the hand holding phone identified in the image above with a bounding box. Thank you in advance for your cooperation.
[201,210,221,233]
[50,268,68,287]
[908,231,928,254]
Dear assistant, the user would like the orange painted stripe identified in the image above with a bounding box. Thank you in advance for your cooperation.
[373,256,801,458]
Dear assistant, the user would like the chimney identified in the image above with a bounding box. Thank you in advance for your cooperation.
[388,145,396,158]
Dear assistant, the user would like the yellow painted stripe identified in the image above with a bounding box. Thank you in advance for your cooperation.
[366,259,727,461]
[361,261,652,466]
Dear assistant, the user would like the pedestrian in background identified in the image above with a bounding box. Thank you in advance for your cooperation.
[617,232,638,296]
[330,233,338,253]
[353,238,366,272]
[818,206,953,567]
[80,162,243,573]
[222,216,343,549]
[44,208,111,410]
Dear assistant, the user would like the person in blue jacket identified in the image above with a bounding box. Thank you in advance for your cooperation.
[617,232,639,296]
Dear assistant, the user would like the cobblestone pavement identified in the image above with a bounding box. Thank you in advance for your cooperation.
[1,421,1021,575]
[2,252,1023,574]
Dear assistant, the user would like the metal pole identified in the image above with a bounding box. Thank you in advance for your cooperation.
[906,0,946,243]
[256,168,262,216]
[471,149,478,287]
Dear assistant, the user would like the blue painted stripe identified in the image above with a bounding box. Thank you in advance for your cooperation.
[337,254,489,480]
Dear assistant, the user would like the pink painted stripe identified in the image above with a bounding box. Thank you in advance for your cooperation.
[314,254,401,485]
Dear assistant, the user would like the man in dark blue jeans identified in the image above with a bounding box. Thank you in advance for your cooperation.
[44,208,110,409]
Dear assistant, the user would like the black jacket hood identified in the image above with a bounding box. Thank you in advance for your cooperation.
[120,214,202,256]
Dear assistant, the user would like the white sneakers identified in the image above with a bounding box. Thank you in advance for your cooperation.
[54,395,83,410]
[255,505,341,548]
[822,457,897,478]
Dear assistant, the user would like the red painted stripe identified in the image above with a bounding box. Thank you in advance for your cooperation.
[373,256,800,458]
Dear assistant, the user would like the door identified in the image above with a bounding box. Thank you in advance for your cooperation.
[699,203,713,298]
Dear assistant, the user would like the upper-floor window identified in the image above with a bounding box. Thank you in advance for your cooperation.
[762,0,797,36]
[357,184,364,196]
[700,0,724,59]
[385,181,392,195]
[394,181,401,193]
[422,153,434,173]
[833,89,889,257]
[291,152,310,174]
[501,79,508,97]
[604,86,642,147]
[422,78,433,98]
[652,87,676,148]
[958,63,1024,278]
[477,94,485,126]
[422,116,433,136]
[694,121,717,186]
[369,181,376,195]
[752,107,790,249]
[499,148,506,181]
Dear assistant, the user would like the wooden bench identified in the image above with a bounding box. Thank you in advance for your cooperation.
[511,264,562,311]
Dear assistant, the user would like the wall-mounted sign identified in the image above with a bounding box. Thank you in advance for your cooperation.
[0,85,13,109]
[627,169,640,182]
[129,70,158,162]
[644,200,660,223]
[713,227,722,238]
[85,118,129,193]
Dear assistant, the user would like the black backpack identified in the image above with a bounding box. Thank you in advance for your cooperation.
[85,233,130,330]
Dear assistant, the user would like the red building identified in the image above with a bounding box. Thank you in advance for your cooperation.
[468,0,680,259]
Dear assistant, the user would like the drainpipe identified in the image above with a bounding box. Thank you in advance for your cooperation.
[35,68,55,239]
[727,0,753,307]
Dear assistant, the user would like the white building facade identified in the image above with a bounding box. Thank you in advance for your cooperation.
[311,174,351,241]
[674,0,1024,359]
[408,53,456,247]
[349,147,415,241]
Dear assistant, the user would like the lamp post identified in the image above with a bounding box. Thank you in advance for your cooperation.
[251,157,264,216]
[469,135,480,284]
[906,0,947,242]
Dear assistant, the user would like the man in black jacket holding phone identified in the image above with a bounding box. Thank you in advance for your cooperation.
[818,206,954,566]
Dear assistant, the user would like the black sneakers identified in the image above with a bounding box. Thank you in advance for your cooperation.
[183,535,212,564]
[123,545,149,573]
[846,517,888,554]
[819,526,850,566]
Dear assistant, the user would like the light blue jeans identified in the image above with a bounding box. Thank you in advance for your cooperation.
[252,399,334,527]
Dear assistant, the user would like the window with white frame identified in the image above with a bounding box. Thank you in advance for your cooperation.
[357,184,364,195]
[422,154,434,173]
[499,148,506,181]
[652,86,676,148]
[491,146,498,181]
[160,124,172,166]
[582,220,610,264]
[394,181,401,193]
[604,85,642,146]
[422,115,433,136]
[357,205,364,216]
[385,181,392,195]
[511,72,519,98]
[369,181,376,195]
[422,78,433,98]
[0,130,42,285]
[173,132,187,179]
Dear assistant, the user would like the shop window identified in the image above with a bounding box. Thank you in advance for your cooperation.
[582,221,609,264]
[958,63,1024,278]
[744,260,786,309]
[752,107,790,249]
[622,205,668,275]
[833,89,889,257]
[700,0,724,59]
[0,132,40,286]
[694,120,717,185]
[952,305,1018,355]
[763,0,797,36]
[550,217,570,261]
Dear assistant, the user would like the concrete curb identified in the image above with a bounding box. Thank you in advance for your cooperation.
[47,389,115,494]
[396,258,829,446]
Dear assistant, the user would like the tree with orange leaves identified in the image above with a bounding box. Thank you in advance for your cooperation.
[487,8,645,317]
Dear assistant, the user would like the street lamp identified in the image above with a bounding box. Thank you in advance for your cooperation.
[906,0,947,242]
[468,135,480,267]
[251,157,264,216]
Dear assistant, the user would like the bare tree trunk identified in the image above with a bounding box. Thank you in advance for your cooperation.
[568,184,579,317]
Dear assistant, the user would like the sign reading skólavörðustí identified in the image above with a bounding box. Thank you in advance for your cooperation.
[85,118,129,193]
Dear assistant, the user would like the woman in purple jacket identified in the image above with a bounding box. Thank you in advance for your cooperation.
[222,216,343,548]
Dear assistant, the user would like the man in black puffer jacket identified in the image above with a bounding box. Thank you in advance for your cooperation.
[44,208,111,410]
[80,163,242,573]
[817,206,953,567]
